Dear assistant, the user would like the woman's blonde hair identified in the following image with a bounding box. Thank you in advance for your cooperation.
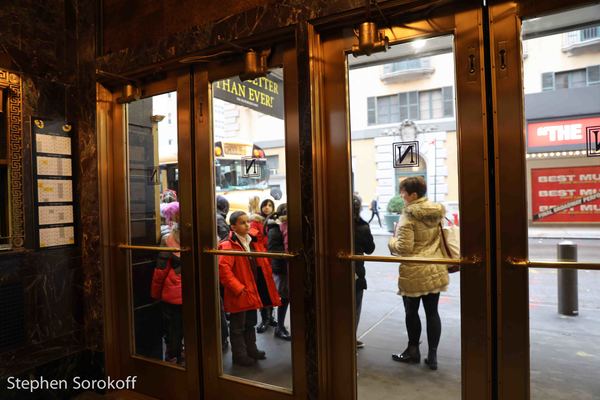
[248,195,260,214]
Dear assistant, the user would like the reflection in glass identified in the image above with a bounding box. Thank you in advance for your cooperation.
[522,8,600,399]
[127,92,185,366]
[348,36,462,398]
[211,69,293,389]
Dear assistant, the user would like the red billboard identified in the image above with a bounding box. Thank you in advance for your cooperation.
[531,166,600,223]
[527,117,600,152]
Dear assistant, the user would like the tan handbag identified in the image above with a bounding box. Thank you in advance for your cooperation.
[439,221,460,273]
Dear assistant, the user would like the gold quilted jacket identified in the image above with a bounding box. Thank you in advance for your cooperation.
[388,197,449,297]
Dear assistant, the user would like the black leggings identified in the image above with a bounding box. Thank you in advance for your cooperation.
[162,302,183,361]
[402,293,441,351]
[277,297,289,330]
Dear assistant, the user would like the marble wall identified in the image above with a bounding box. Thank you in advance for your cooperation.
[102,0,271,54]
[0,0,102,392]
[97,0,372,74]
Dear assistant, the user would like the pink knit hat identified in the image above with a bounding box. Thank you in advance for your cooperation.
[162,201,180,224]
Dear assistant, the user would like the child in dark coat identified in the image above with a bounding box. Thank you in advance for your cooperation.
[353,195,375,348]
[267,203,291,340]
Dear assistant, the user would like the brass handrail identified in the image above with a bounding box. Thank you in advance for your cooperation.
[507,257,600,271]
[203,248,299,260]
[337,252,481,266]
[118,243,191,252]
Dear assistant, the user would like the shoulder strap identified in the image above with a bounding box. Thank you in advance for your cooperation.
[439,222,452,256]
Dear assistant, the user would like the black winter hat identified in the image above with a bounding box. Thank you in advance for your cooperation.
[352,194,362,217]
[216,195,229,214]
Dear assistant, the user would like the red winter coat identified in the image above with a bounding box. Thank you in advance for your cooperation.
[249,214,269,248]
[218,231,281,313]
[151,253,182,305]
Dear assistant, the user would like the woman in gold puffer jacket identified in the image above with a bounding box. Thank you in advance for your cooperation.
[388,176,448,371]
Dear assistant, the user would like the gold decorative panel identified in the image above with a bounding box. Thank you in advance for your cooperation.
[0,69,24,249]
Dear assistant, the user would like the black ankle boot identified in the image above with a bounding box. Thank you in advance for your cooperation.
[274,326,291,341]
[392,344,420,364]
[425,349,438,370]
[257,308,271,333]
[256,320,268,334]
[244,330,266,360]
[268,308,277,327]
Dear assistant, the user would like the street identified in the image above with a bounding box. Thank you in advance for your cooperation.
[355,233,600,400]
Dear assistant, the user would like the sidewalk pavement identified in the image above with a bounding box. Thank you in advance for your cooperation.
[367,222,600,240]
[369,225,392,236]
[527,226,600,239]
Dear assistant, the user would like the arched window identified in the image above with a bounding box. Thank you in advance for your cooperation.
[394,154,427,194]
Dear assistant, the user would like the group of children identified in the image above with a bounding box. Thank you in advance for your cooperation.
[151,192,291,367]
[219,197,291,366]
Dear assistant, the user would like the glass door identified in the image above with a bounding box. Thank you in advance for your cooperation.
[490,1,600,399]
[194,44,309,399]
[316,6,492,400]
[105,72,200,399]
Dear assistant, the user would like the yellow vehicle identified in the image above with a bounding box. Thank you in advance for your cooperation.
[158,141,282,213]
[214,141,282,212]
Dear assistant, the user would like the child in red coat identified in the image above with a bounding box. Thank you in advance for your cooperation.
[219,210,282,366]
[151,202,184,364]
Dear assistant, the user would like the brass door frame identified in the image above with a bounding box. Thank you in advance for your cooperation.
[193,42,309,399]
[489,1,600,399]
[103,70,201,400]
[312,7,492,400]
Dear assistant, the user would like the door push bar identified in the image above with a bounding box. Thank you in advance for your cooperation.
[203,248,299,260]
[118,243,191,253]
[337,252,481,266]
[506,257,600,271]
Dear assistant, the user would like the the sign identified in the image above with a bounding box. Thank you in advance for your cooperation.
[587,125,600,157]
[242,157,261,178]
[531,166,600,223]
[223,142,251,156]
[527,117,600,152]
[31,117,77,249]
[393,141,419,168]
[213,74,284,120]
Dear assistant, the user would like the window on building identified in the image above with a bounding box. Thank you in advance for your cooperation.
[542,65,600,91]
[383,58,430,74]
[580,25,600,41]
[399,91,419,121]
[443,86,454,117]
[367,87,453,125]
[555,69,586,89]
[563,26,600,47]
[542,72,555,91]
[419,89,444,120]
[376,94,400,124]
[367,97,376,125]
[588,65,600,85]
